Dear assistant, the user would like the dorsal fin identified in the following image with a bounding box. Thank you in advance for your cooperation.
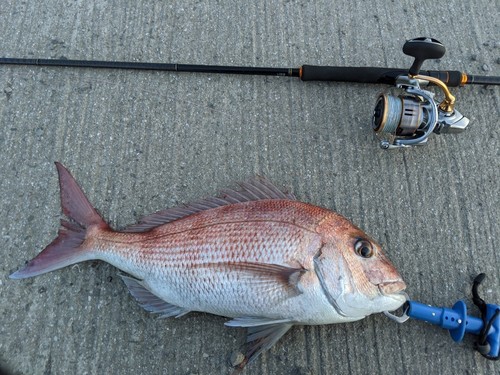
[124,176,295,233]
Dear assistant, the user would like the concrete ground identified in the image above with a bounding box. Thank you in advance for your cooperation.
[0,1,498,374]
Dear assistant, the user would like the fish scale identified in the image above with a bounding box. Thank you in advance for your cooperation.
[10,163,407,368]
[97,214,316,318]
[103,210,310,268]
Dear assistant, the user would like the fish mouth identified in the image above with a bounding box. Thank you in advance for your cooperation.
[378,280,407,295]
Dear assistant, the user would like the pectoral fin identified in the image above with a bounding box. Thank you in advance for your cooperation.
[206,262,306,299]
[120,274,190,318]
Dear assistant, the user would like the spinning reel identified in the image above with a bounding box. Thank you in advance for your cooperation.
[372,38,470,149]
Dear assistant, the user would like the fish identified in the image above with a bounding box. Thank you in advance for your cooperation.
[10,162,407,369]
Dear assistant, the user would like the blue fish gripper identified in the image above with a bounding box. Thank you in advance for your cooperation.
[405,273,499,360]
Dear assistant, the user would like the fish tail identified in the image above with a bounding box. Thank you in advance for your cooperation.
[9,162,110,279]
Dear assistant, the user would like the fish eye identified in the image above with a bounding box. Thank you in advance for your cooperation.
[354,239,374,258]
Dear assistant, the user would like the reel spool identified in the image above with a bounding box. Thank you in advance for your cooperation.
[372,38,470,149]
[373,93,427,136]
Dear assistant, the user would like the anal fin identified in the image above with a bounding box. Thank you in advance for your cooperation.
[120,274,190,318]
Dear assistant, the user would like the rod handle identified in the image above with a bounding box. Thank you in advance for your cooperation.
[299,65,469,87]
[300,65,403,84]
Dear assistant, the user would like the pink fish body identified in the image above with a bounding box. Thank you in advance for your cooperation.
[11,163,406,367]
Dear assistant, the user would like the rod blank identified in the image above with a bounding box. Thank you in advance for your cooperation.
[0,57,299,77]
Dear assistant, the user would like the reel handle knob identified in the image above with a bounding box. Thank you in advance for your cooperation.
[403,37,446,76]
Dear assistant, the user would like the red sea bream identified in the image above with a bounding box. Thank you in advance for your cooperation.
[10,163,407,368]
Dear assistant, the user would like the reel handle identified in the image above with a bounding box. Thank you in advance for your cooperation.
[403,37,446,76]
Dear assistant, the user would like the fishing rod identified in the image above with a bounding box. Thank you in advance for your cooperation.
[2,37,499,149]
